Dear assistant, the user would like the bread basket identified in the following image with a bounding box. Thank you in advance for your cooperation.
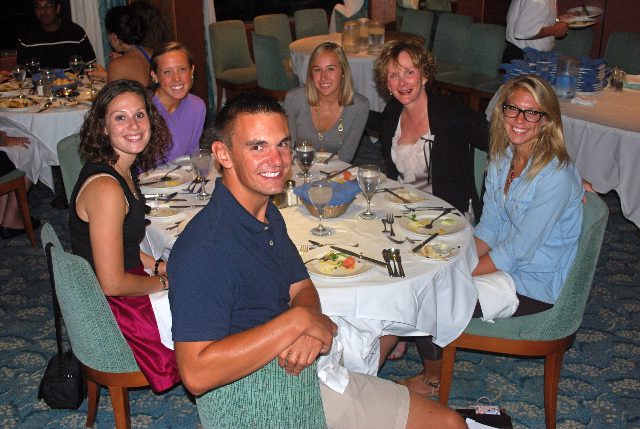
[302,200,353,219]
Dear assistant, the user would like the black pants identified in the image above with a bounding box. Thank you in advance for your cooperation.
[502,40,525,64]
[415,294,553,361]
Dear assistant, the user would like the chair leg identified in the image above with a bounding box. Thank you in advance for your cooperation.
[86,378,100,428]
[14,178,37,247]
[543,350,565,429]
[108,386,132,429]
[438,345,457,406]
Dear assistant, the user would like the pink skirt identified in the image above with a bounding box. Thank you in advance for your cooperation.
[107,266,181,392]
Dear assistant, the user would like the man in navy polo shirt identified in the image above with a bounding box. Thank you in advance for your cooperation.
[168,94,465,429]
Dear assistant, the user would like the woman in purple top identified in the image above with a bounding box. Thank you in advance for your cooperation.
[150,42,206,163]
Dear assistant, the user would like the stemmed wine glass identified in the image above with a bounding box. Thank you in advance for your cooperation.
[26,58,40,78]
[11,65,27,98]
[308,179,333,236]
[357,164,381,220]
[84,62,97,93]
[41,68,56,103]
[69,55,83,79]
[295,139,315,182]
[190,148,213,200]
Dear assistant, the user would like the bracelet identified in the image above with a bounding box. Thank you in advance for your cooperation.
[154,258,163,276]
[158,275,168,291]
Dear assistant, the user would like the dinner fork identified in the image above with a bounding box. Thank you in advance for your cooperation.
[386,235,418,245]
[386,213,396,237]
[298,244,310,255]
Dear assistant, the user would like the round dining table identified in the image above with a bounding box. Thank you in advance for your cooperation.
[141,159,479,388]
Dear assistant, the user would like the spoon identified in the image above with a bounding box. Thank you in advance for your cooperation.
[381,249,395,277]
[424,208,453,229]
[389,248,405,277]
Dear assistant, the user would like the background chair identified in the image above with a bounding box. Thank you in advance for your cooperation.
[41,224,150,429]
[431,13,474,74]
[604,31,640,74]
[0,169,36,247]
[334,3,367,32]
[253,13,294,74]
[554,29,594,57]
[252,33,298,101]
[439,192,609,429]
[425,0,453,12]
[473,147,488,204]
[400,9,435,49]
[209,20,258,112]
[56,133,83,204]
[294,9,329,39]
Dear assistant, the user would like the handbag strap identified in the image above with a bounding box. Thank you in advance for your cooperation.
[45,242,64,361]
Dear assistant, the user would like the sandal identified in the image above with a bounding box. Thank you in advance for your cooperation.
[397,374,440,397]
[387,341,407,360]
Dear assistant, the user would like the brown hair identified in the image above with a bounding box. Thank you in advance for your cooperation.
[373,39,436,89]
[305,42,355,106]
[79,79,170,171]
[489,74,570,180]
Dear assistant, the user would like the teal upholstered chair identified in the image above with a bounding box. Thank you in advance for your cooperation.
[41,224,149,429]
[252,33,298,101]
[294,8,329,39]
[0,169,37,247]
[604,31,640,74]
[425,0,453,12]
[554,29,594,57]
[473,147,488,202]
[254,13,294,74]
[334,3,367,32]
[209,20,258,112]
[431,13,474,74]
[439,192,609,429]
[196,360,326,428]
[56,133,83,203]
[400,9,435,49]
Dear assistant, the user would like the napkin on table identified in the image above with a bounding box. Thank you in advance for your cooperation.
[294,180,360,206]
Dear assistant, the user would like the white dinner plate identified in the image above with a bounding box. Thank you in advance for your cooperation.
[172,155,193,167]
[567,20,597,29]
[146,206,181,219]
[315,151,339,165]
[566,6,602,19]
[383,188,429,205]
[0,97,39,111]
[412,239,461,261]
[305,246,375,279]
[398,211,466,237]
[138,169,195,189]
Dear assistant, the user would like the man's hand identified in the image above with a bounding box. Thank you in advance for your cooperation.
[0,132,30,148]
[278,335,325,375]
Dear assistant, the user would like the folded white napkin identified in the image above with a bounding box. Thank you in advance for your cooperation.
[473,272,519,322]
[317,335,350,393]
[571,96,596,106]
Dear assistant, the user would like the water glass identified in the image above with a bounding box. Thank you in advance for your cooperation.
[69,54,83,78]
[190,148,213,200]
[308,179,333,236]
[295,139,315,182]
[357,164,381,220]
[11,65,27,98]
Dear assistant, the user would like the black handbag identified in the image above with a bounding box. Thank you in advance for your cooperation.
[38,242,86,409]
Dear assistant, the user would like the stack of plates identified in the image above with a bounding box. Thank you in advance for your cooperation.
[576,59,608,92]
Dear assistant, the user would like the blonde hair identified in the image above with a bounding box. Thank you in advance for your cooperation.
[305,42,355,106]
[489,74,570,180]
[373,39,435,89]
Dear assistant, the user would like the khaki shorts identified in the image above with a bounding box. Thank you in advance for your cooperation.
[320,371,410,429]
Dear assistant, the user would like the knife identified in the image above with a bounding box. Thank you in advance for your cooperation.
[329,246,388,268]
[411,233,440,253]
[139,176,177,186]
[381,249,395,277]
[143,192,177,199]
[169,204,207,208]
[323,153,337,164]
[384,188,410,204]
[324,165,355,180]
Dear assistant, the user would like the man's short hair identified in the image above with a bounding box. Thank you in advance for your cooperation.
[213,93,287,149]
[34,0,60,7]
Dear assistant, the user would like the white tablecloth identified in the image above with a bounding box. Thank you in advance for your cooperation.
[289,33,390,113]
[141,161,479,383]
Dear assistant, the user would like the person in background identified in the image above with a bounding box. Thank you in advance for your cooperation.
[150,42,206,163]
[168,92,466,429]
[17,0,96,69]
[284,42,369,163]
[373,39,488,396]
[0,132,39,240]
[503,0,571,63]
[69,79,180,392]
[130,0,172,51]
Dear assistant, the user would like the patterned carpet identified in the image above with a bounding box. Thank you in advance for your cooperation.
[1,139,638,428]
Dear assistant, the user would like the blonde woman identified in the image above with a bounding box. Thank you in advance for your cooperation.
[284,42,369,162]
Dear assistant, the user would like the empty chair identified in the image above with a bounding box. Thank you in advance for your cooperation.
[604,31,640,74]
[0,169,36,247]
[252,33,298,101]
[209,20,258,112]
[56,133,83,203]
[554,29,594,58]
[431,13,474,74]
[439,192,609,429]
[333,3,367,32]
[254,14,293,73]
[41,223,150,429]
[425,0,452,12]
[400,9,435,49]
[294,9,329,39]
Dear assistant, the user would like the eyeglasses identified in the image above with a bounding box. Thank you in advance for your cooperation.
[502,104,547,123]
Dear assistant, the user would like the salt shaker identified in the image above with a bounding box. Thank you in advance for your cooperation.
[285,180,298,207]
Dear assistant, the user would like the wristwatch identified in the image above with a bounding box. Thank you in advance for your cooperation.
[158,275,168,291]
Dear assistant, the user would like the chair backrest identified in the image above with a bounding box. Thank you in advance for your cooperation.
[196,360,326,429]
[400,9,435,49]
[432,13,473,68]
[294,9,329,39]
[425,0,452,12]
[209,20,254,76]
[57,133,83,203]
[334,4,367,33]
[41,223,140,374]
[554,29,594,58]
[604,31,640,74]
[461,23,506,76]
[254,14,292,61]
[473,147,488,200]
[252,32,296,92]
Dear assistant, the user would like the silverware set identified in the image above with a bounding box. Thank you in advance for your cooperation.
[381,214,417,245]
[382,248,405,277]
